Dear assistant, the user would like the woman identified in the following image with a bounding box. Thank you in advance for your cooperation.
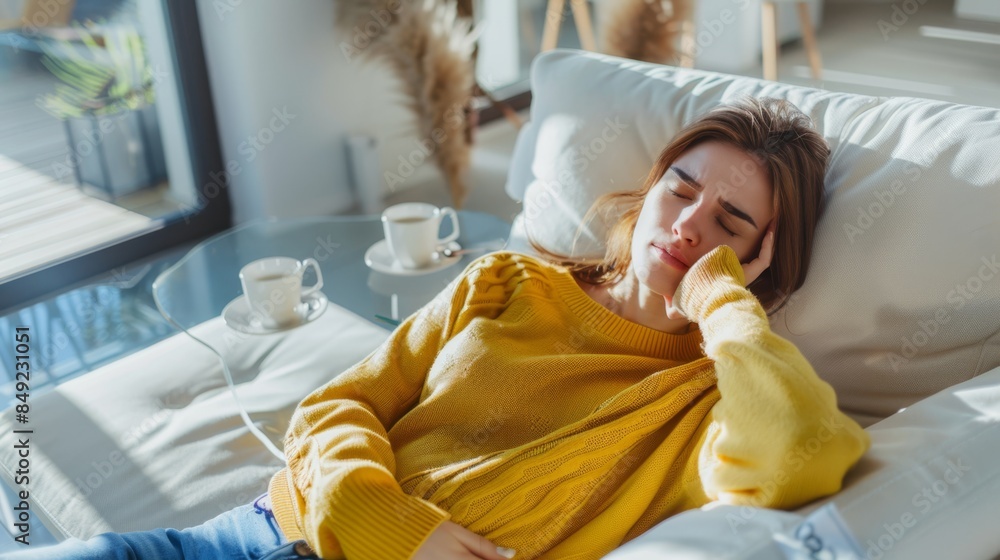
[11,97,869,560]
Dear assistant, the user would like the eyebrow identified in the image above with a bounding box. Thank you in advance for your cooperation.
[669,165,759,230]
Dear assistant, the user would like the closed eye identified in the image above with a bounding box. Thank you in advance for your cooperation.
[668,190,738,237]
[717,218,737,237]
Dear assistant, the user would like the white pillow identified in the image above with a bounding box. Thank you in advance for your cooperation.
[505,49,1000,427]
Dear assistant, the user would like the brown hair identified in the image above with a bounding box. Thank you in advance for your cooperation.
[527,96,830,317]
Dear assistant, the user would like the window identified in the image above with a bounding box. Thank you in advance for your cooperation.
[0,0,230,312]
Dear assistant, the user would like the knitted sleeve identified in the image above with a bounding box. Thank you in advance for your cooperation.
[281,264,480,560]
[675,245,871,509]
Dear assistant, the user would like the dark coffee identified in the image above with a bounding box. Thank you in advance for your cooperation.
[255,274,290,282]
[392,216,429,224]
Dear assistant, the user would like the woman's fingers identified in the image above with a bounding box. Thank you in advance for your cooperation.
[762,220,776,263]
[413,520,515,560]
[742,220,776,286]
[447,521,517,559]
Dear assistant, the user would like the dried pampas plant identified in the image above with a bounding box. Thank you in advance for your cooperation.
[602,0,691,65]
[336,0,479,209]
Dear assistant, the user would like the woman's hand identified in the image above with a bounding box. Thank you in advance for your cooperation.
[664,220,776,320]
[740,219,777,288]
[414,520,517,560]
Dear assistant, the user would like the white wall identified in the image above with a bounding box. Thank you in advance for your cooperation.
[196,0,440,223]
[955,0,1000,21]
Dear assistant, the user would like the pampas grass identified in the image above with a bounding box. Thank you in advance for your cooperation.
[602,0,690,65]
[336,0,479,209]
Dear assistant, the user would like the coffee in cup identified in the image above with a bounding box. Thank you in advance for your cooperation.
[381,202,460,269]
[239,257,324,328]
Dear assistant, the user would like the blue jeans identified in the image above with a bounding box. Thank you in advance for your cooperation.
[4,492,320,560]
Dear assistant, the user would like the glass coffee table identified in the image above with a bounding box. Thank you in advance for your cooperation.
[152,211,511,339]
[151,211,510,458]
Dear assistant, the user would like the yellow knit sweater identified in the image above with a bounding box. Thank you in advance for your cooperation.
[267,245,870,560]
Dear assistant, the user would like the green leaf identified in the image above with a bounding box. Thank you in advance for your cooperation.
[39,21,155,117]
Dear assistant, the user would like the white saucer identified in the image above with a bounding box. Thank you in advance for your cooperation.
[364,239,462,276]
[222,291,328,334]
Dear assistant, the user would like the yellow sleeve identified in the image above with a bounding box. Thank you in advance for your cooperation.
[675,245,871,510]
[281,267,476,560]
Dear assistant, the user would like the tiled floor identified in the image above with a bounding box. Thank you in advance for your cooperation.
[0,152,157,281]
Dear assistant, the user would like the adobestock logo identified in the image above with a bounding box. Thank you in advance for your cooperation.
[843,169,916,244]
[237,106,296,162]
[726,414,847,533]
[686,0,754,58]
[339,1,407,63]
[887,254,999,372]
[567,117,629,169]
[843,123,956,245]
[524,116,629,223]
[877,0,930,41]
[864,457,970,559]
[14,0,73,35]
[449,406,511,458]
[179,105,297,222]
[382,101,466,192]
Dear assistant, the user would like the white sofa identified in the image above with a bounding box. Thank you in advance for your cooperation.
[3,49,1000,559]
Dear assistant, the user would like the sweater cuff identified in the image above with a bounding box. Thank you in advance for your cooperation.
[675,245,747,322]
[315,471,452,560]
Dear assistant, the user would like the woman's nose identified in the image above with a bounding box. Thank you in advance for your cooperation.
[673,208,701,245]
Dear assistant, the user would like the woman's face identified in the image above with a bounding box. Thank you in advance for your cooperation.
[631,141,775,299]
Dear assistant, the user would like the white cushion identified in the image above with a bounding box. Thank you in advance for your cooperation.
[505,49,1000,428]
[0,302,390,539]
[604,363,1000,560]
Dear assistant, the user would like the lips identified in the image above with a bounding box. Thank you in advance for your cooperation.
[652,243,691,270]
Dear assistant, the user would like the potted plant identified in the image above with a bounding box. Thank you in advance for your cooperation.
[39,22,166,200]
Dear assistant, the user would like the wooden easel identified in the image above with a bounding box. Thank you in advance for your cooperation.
[680,0,822,79]
[540,0,596,51]
[761,1,823,81]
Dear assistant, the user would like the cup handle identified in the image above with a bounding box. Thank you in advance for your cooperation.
[437,207,460,247]
[299,258,324,298]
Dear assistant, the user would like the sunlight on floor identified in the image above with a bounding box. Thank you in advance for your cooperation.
[0,154,155,283]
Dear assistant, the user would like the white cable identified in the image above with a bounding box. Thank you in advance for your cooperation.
[153,296,286,464]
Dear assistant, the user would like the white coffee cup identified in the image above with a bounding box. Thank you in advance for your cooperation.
[239,257,323,328]
[381,202,460,269]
